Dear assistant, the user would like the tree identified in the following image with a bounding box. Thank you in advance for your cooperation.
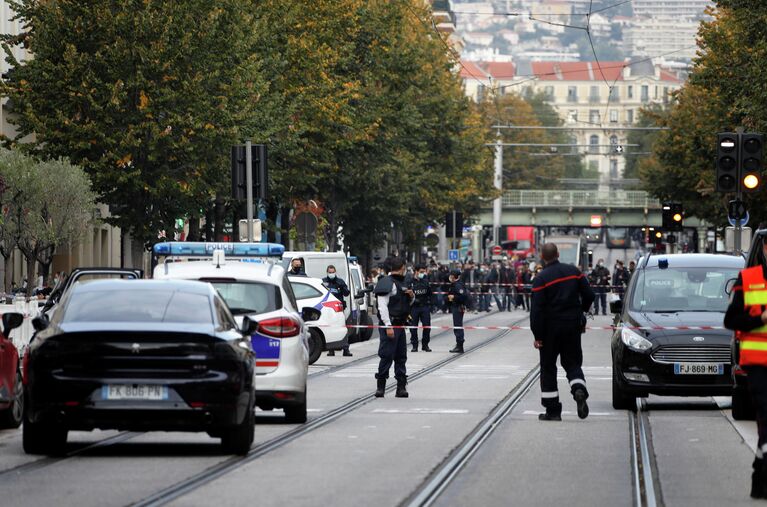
[624,104,664,180]
[2,0,265,246]
[525,91,585,180]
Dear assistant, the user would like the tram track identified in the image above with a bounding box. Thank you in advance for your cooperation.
[130,316,525,507]
[630,399,664,507]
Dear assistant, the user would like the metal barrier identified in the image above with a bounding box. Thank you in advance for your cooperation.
[500,190,661,209]
[1,298,41,354]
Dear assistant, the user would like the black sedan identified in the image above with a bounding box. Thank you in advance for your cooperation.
[611,253,743,409]
[23,279,257,455]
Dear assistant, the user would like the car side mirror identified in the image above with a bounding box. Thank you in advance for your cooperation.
[301,307,321,322]
[725,278,737,296]
[240,316,258,336]
[31,314,49,333]
[609,299,623,314]
[3,312,24,338]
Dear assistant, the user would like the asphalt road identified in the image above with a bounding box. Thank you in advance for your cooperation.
[0,310,761,507]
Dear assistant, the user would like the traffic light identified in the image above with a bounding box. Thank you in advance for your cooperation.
[231,144,269,201]
[445,212,464,238]
[740,133,763,192]
[662,202,684,231]
[716,133,738,192]
[652,230,663,246]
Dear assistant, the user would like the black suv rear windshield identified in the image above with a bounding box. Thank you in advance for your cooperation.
[630,267,739,313]
[209,281,281,315]
[63,290,213,323]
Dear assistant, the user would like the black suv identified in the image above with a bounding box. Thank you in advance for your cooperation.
[611,253,743,410]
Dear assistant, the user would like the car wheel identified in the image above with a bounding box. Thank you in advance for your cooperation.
[23,417,68,456]
[221,395,255,455]
[284,387,307,424]
[732,384,756,421]
[0,369,23,429]
[612,368,635,411]
[307,329,324,365]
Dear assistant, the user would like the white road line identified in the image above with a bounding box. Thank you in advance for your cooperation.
[372,408,470,414]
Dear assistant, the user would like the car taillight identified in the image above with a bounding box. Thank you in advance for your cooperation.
[258,317,301,338]
[322,300,344,313]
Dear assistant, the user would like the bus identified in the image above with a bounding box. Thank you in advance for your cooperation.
[605,227,630,249]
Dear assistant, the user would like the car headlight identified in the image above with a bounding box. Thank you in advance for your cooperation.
[621,327,653,352]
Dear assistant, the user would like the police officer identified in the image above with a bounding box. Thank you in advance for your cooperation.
[323,265,352,357]
[725,235,767,499]
[447,269,469,353]
[408,264,432,352]
[531,243,595,421]
[588,259,610,315]
[288,257,306,276]
[374,257,413,398]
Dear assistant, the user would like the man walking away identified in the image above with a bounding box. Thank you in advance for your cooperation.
[373,257,413,398]
[323,265,352,357]
[409,264,432,352]
[531,243,595,421]
[588,259,610,315]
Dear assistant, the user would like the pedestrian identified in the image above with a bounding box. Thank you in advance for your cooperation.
[373,257,413,398]
[288,257,306,276]
[628,260,636,277]
[461,261,479,314]
[487,262,504,311]
[531,243,595,421]
[612,260,630,298]
[588,259,610,315]
[447,268,469,354]
[408,264,432,352]
[725,238,767,498]
[500,260,514,311]
[324,265,352,357]
[478,263,491,312]
[518,263,532,311]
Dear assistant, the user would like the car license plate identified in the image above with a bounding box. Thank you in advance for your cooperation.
[673,363,724,375]
[102,384,168,400]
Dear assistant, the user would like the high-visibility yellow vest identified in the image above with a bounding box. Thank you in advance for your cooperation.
[738,266,767,366]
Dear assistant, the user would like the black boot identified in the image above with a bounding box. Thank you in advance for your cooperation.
[375,378,386,398]
[539,402,562,421]
[449,344,464,353]
[422,343,432,352]
[574,388,589,420]
[327,350,335,357]
[411,343,418,352]
[343,349,353,357]
[395,379,409,398]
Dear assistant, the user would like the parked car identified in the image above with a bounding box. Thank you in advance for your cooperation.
[23,279,257,455]
[0,313,26,429]
[289,275,347,364]
[610,253,743,410]
[41,267,143,317]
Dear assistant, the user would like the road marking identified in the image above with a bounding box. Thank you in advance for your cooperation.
[372,408,469,414]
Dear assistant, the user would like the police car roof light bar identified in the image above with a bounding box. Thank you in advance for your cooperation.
[152,242,285,258]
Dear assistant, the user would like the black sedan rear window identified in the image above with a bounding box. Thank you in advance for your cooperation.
[63,290,213,324]
[209,282,280,315]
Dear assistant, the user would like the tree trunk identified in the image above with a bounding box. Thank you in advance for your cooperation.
[280,206,291,248]
[266,200,278,243]
[326,208,337,252]
[26,254,36,297]
[2,253,11,294]
[204,207,214,241]
[187,215,200,242]
[214,195,226,241]
[40,260,52,285]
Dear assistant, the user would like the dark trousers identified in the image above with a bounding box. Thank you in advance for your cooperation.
[452,306,465,345]
[539,322,588,413]
[376,323,407,381]
[593,289,607,314]
[410,306,431,347]
[503,288,513,311]
[745,366,767,454]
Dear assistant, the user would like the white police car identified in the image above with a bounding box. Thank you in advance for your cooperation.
[289,275,348,364]
[152,242,320,423]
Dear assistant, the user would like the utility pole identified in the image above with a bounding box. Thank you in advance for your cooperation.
[245,140,254,242]
[734,127,744,255]
[493,130,503,246]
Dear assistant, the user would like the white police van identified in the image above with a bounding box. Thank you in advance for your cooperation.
[152,242,320,424]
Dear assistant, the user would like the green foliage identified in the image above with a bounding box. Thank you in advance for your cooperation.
[624,104,664,180]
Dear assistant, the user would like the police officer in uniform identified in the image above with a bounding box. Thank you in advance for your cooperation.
[531,243,595,421]
[408,264,432,352]
[323,265,352,357]
[725,235,767,499]
[448,269,469,353]
[374,257,413,398]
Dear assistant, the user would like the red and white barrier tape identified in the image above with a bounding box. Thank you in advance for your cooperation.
[308,324,726,331]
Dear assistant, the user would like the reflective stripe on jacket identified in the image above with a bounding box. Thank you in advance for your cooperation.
[738,265,767,366]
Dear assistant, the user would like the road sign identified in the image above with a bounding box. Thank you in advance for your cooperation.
[728,199,748,221]
[448,249,459,262]
[491,245,502,256]
[728,211,749,227]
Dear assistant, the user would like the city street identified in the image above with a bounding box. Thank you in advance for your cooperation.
[0,310,758,507]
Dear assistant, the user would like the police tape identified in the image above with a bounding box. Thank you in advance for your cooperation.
[426,283,627,289]
[306,324,727,331]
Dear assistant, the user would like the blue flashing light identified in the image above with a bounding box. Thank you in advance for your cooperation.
[153,242,284,257]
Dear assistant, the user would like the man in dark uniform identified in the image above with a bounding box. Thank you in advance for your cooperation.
[288,257,306,276]
[323,265,352,357]
[408,264,432,352]
[531,243,595,421]
[725,235,767,499]
[588,259,610,315]
[448,269,469,353]
[373,257,413,398]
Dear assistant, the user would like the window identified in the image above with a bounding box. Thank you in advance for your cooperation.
[589,110,600,123]
[641,85,649,102]
[63,289,214,324]
[630,268,740,313]
[610,135,618,147]
[544,86,555,100]
[567,86,578,102]
[208,281,281,315]
[628,85,633,99]
[291,282,323,300]
[663,86,669,104]
[627,109,634,123]
[282,277,298,311]
[654,86,658,99]
[610,159,618,178]
[570,135,578,153]
[568,110,578,123]
[610,110,618,123]
[214,298,236,331]
[609,86,619,102]
[589,85,600,102]
[589,135,600,153]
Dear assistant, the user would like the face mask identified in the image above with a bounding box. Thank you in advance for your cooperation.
[327,273,336,279]
[598,262,604,267]
[418,273,426,279]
